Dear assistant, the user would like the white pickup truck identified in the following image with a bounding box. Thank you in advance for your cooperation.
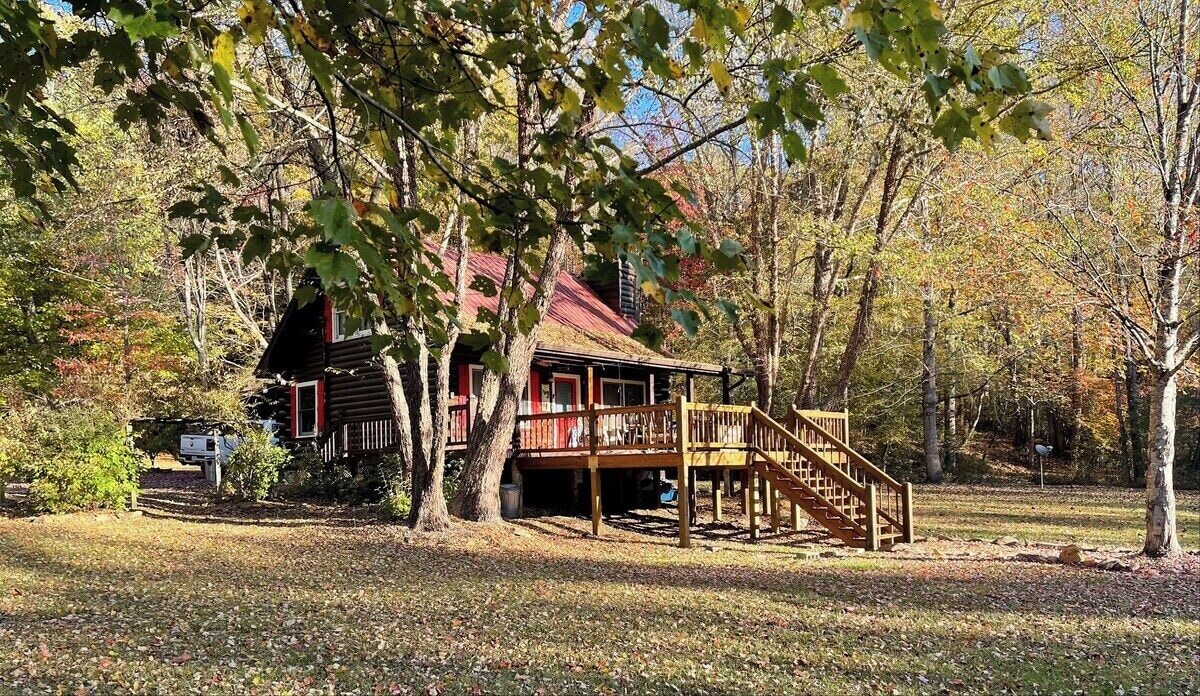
[179,421,279,485]
[178,433,238,467]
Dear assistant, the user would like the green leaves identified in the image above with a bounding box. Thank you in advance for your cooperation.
[480,350,510,374]
[808,64,847,99]
[108,6,178,42]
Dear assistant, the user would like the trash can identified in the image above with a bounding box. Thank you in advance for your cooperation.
[500,484,522,519]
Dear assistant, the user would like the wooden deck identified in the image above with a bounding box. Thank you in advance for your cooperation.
[320,398,914,551]
[509,399,914,550]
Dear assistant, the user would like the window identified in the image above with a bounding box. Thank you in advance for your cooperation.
[331,306,369,342]
[469,364,533,414]
[600,378,647,407]
[294,380,320,437]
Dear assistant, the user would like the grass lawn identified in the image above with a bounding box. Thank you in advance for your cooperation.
[916,484,1200,551]
[2,473,1198,695]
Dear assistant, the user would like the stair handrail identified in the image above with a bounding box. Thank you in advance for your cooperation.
[791,408,902,493]
[749,445,866,538]
[750,407,867,497]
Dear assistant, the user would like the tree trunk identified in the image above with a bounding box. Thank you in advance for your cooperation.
[409,337,451,531]
[796,244,835,409]
[1144,368,1182,556]
[375,321,450,530]
[1125,352,1143,487]
[922,291,943,483]
[819,133,910,411]
[1027,402,1037,471]
[1112,352,1131,486]
[1068,305,1085,479]
[454,229,573,521]
[943,391,957,474]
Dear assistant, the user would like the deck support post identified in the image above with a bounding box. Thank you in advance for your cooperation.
[790,501,800,529]
[711,469,723,522]
[769,483,780,533]
[902,481,915,543]
[688,467,698,526]
[677,463,690,548]
[741,469,751,514]
[676,394,690,548]
[589,460,602,538]
[748,466,760,542]
[723,468,733,496]
[865,483,879,551]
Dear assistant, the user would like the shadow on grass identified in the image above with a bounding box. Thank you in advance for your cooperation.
[5,476,1199,694]
[135,468,379,529]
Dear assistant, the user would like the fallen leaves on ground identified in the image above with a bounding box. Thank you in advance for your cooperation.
[0,474,1197,694]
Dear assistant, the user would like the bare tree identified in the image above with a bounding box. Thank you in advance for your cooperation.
[1038,0,1200,556]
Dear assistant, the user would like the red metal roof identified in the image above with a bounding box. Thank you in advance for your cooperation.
[453,249,640,342]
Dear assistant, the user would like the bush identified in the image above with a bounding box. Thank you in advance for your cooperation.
[222,428,288,502]
[380,489,412,520]
[277,449,405,505]
[24,410,140,513]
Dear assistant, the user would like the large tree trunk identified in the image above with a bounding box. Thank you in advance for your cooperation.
[453,337,535,521]
[819,133,912,411]
[922,291,943,483]
[1144,183,1186,556]
[1144,368,1182,556]
[1112,349,1132,486]
[454,229,573,521]
[375,322,450,531]
[408,336,451,531]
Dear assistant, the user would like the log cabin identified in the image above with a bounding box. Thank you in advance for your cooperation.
[256,252,914,549]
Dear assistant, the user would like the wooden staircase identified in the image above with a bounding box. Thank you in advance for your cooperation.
[748,407,913,550]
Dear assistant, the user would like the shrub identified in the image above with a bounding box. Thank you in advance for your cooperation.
[277,449,405,505]
[380,489,412,520]
[25,411,140,513]
[222,428,288,502]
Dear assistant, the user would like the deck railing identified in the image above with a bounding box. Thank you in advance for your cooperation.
[790,408,910,541]
[514,400,754,456]
[516,402,682,454]
[321,417,397,461]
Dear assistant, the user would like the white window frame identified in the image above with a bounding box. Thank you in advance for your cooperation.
[331,305,370,342]
[469,364,534,414]
[599,377,648,407]
[550,373,582,412]
[294,380,320,438]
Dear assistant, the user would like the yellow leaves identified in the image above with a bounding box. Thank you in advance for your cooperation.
[972,115,997,149]
[289,15,331,53]
[212,32,236,103]
[732,2,751,30]
[212,32,235,75]
[237,0,275,45]
[708,61,733,93]
[640,279,666,303]
[666,58,685,80]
